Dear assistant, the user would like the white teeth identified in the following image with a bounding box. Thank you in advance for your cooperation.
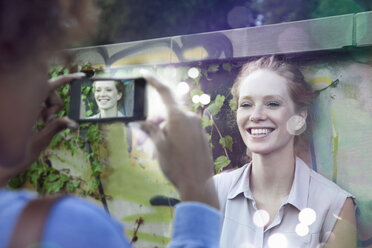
[251,128,271,135]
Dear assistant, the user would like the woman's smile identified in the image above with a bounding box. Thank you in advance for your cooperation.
[237,69,297,154]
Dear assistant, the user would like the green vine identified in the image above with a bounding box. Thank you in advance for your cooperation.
[186,62,241,172]
[8,64,107,198]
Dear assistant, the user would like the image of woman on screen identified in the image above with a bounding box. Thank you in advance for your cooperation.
[214,56,356,248]
[89,80,125,118]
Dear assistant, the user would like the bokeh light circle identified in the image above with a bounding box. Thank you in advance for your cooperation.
[253,209,270,227]
[295,223,309,237]
[192,95,200,104]
[299,208,317,226]
[286,115,306,135]
[176,82,190,95]
[188,67,200,79]
[268,233,288,248]
[227,6,251,29]
[200,94,211,105]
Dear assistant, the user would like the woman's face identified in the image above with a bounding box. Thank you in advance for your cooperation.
[236,69,298,155]
[94,81,122,111]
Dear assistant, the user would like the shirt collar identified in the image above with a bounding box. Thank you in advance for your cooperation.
[286,157,310,211]
[226,157,311,211]
[227,162,254,200]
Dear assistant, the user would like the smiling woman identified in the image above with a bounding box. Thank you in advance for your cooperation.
[89,80,126,118]
[214,56,357,248]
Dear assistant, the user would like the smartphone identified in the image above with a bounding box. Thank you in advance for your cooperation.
[69,77,147,123]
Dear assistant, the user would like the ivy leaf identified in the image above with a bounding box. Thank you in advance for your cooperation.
[67,180,80,192]
[229,98,237,111]
[91,178,100,190]
[45,173,69,193]
[207,94,225,116]
[201,115,213,128]
[214,156,231,173]
[190,88,204,97]
[50,134,63,148]
[62,85,70,96]
[91,160,103,175]
[207,64,219,73]
[219,135,233,152]
[83,86,91,95]
[222,63,232,72]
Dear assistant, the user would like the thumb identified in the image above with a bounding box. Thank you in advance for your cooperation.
[137,121,166,149]
[32,117,78,152]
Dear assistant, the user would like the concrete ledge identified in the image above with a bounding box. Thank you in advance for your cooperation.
[72,12,370,67]
[355,11,372,47]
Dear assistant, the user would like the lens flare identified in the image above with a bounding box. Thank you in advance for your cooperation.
[200,94,211,105]
[286,115,306,135]
[268,233,288,248]
[176,82,190,95]
[192,95,200,104]
[295,223,309,237]
[299,208,317,226]
[188,67,200,79]
[253,209,270,227]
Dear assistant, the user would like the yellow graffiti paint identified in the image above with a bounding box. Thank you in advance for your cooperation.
[182,46,208,60]
[310,76,333,85]
[111,51,171,67]
[310,76,334,91]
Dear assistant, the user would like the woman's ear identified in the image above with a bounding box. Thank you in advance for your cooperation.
[117,93,122,101]
[287,110,307,135]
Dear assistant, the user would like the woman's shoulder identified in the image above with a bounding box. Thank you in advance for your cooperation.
[304,164,354,217]
[213,164,249,203]
[213,164,248,187]
[308,168,352,198]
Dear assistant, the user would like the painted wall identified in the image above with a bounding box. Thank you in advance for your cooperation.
[62,12,372,248]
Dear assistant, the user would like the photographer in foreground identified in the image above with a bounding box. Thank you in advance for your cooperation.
[0,1,220,247]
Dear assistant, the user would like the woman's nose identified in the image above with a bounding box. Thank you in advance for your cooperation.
[250,106,266,122]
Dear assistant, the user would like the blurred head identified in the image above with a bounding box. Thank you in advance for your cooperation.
[231,56,314,156]
[0,0,96,166]
[93,80,124,111]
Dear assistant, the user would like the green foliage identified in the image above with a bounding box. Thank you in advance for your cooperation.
[8,65,105,197]
[229,98,237,111]
[201,116,213,128]
[207,94,225,116]
[219,135,233,152]
[214,156,231,173]
[222,63,232,72]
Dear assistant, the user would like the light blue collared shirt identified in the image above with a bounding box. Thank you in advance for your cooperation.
[214,157,353,248]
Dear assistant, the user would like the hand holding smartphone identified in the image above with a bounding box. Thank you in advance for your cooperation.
[69,77,147,123]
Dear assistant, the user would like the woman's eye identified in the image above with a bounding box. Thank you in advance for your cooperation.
[267,102,280,107]
[239,103,252,108]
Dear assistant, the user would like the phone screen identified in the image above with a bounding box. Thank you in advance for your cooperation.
[69,78,146,123]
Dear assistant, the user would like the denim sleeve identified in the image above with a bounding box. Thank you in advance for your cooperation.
[43,197,131,248]
[169,202,221,248]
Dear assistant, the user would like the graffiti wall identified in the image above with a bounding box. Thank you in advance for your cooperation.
[60,12,372,248]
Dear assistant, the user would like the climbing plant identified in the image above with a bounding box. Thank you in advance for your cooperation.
[8,64,107,198]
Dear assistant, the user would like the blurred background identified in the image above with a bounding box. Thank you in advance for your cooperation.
[81,0,372,46]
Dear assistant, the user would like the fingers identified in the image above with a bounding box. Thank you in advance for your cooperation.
[141,72,178,111]
[138,121,166,149]
[32,118,78,153]
[43,91,64,121]
[48,72,86,91]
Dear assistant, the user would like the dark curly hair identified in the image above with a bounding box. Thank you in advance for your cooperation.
[0,0,97,72]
